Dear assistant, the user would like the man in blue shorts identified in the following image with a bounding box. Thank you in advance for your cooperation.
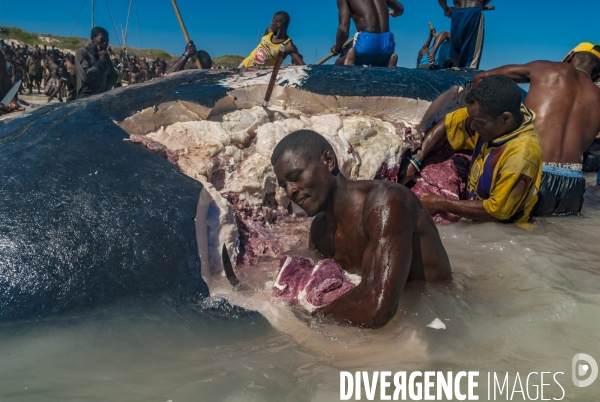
[438,0,491,69]
[331,0,404,68]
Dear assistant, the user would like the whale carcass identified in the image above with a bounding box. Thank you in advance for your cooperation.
[0,65,475,321]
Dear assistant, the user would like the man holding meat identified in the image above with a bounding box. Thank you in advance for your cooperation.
[406,75,543,224]
[271,130,452,329]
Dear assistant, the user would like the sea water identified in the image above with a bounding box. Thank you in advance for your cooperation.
[0,177,599,401]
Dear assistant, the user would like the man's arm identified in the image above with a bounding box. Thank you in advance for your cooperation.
[285,42,305,66]
[75,48,109,83]
[417,30,433,67]
[333,0,351,55]
[474,62,542,86]
[313,189,414,328]
[386,0,404,17]
[420,196,496,221]
[166,42,196,74]
[428,31,450,63]
[403,118,448,184]
[438,0,452,17]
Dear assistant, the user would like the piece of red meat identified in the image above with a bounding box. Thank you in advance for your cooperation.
[410,141,471,224]
[303,259,356,307]
[273,256,357,310]
[273,256,314,302]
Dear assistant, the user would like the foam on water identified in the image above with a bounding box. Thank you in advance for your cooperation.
[1,178,599,401]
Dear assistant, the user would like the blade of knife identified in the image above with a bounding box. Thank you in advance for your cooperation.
[222,244,240,287]
[1,80,21,107]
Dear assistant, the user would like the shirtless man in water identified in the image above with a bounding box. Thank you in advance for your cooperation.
[272,130,451,328]
[332,0,404,67]
[438,0,491,69]
[474,43,600,216]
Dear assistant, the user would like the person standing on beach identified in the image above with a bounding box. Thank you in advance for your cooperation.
[26,51,42,94]
[474,43,600,216]
[75,27,118,99]
[332,0,404,67]
[63,54,76,101]
[438,0,490,69]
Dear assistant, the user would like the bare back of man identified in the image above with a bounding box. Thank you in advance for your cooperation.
[452,0,486,8]
[475,62,600,164]
[345,0,392,33]
[474,48,600,216]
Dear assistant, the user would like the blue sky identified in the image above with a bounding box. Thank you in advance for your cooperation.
[1,0,598,69]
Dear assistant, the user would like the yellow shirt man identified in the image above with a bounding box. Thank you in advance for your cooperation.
[445,106,542,223]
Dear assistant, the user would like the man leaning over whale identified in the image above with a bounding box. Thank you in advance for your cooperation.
[473,42,600,216]
[271,130,451,329]
[406,75,543,224]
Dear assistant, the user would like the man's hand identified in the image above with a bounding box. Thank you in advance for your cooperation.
[98,48,109,61]
[389,8,403,18]
[444,6,452,17]
[419,193,444,215]
[184,41,197,57]
[330,44,341,55]
[428,52,436,64]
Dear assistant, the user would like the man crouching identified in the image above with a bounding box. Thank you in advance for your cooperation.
[271,130,452,328]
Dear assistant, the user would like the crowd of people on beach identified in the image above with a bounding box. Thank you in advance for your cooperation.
[0,33,194,105]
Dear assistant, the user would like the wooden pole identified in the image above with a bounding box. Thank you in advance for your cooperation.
[263,45,286,106]
[316,39,353,65]
[170,0,203,70]
[124,0,133,61]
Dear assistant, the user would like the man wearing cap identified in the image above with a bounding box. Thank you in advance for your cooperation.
[474,43,600,216]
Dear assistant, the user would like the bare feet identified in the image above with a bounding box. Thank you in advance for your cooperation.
[387,53,398,68]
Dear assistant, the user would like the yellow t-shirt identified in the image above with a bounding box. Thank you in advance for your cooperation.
[242,32,291,68]
[445,106,542,223]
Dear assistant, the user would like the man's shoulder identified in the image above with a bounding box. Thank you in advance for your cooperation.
[364,181,415,210]
[75,46,91,56]
[528,60,571,75]
[502,130,543,167]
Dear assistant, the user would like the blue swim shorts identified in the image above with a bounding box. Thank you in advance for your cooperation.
[353,31,396,67]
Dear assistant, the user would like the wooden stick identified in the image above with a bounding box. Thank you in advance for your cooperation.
[484,5,495,10]
[262,44,286,121]
[316,39,353,66]
[428,22,439,38]
[170,0,202,70]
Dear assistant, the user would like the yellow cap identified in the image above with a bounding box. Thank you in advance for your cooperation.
[563,42,600,62]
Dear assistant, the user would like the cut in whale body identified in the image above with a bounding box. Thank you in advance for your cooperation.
[0,65,475,323]
[117,66,473,285]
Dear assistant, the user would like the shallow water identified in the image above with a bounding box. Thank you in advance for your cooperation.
[1,177,599,401]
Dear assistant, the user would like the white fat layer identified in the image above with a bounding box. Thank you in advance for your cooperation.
[273,256,292,291]
[218,66,310,90]
[128,105,417,280]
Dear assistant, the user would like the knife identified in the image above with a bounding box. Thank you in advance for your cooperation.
[222,244,240,287]
[1,80,21,107]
